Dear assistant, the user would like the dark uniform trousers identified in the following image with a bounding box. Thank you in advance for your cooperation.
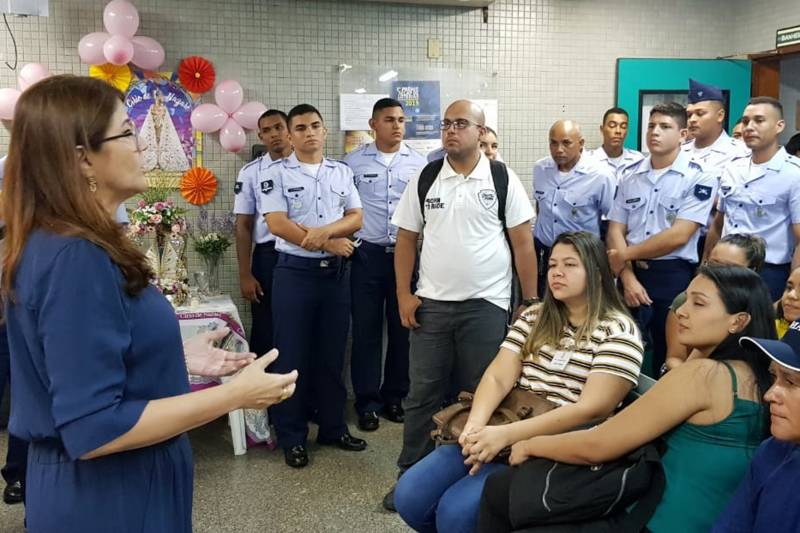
[249,241,278,357]
[350,241,411,416]
[0,324,28,496]
[631,259,695,377]
[270,253,350,449]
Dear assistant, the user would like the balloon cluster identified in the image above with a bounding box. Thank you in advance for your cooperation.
[191,80,267,153]
[0,63,51,120]
[78,0,165,70]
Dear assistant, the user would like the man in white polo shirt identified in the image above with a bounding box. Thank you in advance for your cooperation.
[383,99,538,510]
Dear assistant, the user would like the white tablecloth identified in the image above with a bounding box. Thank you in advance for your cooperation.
[175,295,273,454]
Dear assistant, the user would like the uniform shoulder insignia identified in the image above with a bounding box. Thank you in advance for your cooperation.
[240,158,260,172]
[730,154,750,164]
[787,154,800,169]
[266,157,284,168]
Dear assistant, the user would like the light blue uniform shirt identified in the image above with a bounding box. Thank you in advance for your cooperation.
[585,146,644,183]
[344,142,426,246]
[608,150,717,262]
[718,147,800,265]
[233,155,278,244]
[532,154,616,247]
[681,130,750,177]
[258,152,362,258]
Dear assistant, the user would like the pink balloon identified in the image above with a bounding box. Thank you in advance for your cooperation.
[103,0,139,38]
[191,103,227,133]
[214,80,243,115]
[131,36,165,70]
[0,88,21,120]
[233,101,268,130]
[103,35,134,66]
[78,32,110,65]
[219,118,246,152]
[17,63,50,91]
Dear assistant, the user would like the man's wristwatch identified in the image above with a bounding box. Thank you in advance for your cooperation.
[521,297,541,307]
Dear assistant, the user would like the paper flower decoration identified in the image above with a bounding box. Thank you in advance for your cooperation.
[89,63,132,92]
[179,56,215,95]
[180,167,218,205]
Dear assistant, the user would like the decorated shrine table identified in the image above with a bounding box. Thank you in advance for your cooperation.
[175,295,273,455]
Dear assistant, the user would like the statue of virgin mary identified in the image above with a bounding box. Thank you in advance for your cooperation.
[138,91,190,172]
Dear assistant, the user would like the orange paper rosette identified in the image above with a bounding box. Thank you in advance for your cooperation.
[180,167,217,205]
[178,56,215,94]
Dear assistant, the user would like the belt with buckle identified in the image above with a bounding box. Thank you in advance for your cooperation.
[360,240,396,254]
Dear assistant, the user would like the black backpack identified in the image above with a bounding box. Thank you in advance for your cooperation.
[508,441,665,533]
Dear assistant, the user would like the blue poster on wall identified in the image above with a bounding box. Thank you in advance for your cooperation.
[392,80,441,140]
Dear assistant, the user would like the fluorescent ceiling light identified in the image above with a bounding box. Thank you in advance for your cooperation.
[354,88,366,94]
[378,70,398,82]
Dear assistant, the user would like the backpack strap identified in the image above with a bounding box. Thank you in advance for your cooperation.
[489,159,509,232]
[618,444,666,532]
[418,158,445,224]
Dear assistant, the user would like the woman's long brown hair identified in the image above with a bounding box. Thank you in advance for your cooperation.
[2,75,152,297]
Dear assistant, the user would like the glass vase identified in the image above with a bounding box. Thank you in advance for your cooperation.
[202,254,222,296]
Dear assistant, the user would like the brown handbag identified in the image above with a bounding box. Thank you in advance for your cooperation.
[430,387,559,459]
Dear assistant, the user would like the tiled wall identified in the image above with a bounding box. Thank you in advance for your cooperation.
[1,0,794,328]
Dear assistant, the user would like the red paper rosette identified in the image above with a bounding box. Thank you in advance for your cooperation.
[178,56,215,94]
[180,167,217,205]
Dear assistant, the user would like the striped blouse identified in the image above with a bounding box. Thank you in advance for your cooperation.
[501,306,644,406]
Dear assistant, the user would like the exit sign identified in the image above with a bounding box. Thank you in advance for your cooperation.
[777,25,800,47]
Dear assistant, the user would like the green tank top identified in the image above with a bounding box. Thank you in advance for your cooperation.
[647,361,765,533]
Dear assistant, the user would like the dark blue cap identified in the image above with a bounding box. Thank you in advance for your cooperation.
[688,79,725,104]
[741,321,800,372]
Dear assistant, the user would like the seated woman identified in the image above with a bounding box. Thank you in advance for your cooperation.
[775,266,800,338]
[665,234,766,371]
[394,231,644,533]
[712,322,800,532]
[479,265,774,533]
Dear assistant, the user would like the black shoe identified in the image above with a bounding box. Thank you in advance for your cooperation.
[358,411,380,431]
[318,431,367,451]
[2,481,23,505]
[381,403,405,423]
[284,445,309,468]
[382,485,396,512]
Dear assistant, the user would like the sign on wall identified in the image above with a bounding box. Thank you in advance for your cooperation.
[777,25,800,48]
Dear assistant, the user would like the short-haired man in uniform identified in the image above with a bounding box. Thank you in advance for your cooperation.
[260,104,366,468]
[585,107,644,181]
[533,120,616,296]
[344,98,427,431]
[607,102,718,376]
[234,109,292,358]
[384,99,538,509]
[683,79,749,171]
[704,97,800,300]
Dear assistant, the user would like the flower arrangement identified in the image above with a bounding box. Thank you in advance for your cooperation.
[128,186,188,238]
[190,207,235,259]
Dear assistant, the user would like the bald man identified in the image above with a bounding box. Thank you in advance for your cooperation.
[532,120,616,295]
[384,99,537,510]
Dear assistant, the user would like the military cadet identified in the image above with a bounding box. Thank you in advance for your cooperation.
[607,102,717,376]
[234,109,292,358]
[683,79,749,172]
[732,118,744,140]
[704,97,800,301]
[532,119,615,296]
[344,98,426,432]
[383,99,538,511]
[585,107,644,181]
[259,104,366,468]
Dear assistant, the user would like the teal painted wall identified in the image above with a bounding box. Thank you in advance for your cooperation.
[617,58,752,150]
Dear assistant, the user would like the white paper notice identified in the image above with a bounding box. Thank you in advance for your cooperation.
[340,93,389,131]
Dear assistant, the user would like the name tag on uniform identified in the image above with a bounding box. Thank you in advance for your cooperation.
[363,174,378,178]
[625,197,641,204]
[260,180,274,194]
[287,186,304,193]
[549,350,572,371]
[234,182,243,194]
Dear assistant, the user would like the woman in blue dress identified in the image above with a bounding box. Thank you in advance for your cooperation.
[1,75,299,533]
